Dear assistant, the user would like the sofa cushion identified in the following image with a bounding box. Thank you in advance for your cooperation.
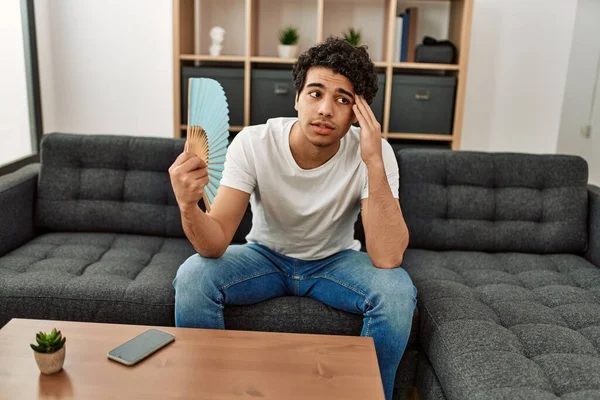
[35,133,187,237]
[0,232,195,327]
[0,233,416,347]
[404,249,600,399]
[397,150,589,253]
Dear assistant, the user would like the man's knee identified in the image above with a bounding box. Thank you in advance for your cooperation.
[371,268,417,314]
[173,254,221,294]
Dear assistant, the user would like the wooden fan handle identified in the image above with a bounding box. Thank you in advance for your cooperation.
[202,191,211,213]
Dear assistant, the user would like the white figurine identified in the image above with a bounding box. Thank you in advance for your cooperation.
[209,26,225,56]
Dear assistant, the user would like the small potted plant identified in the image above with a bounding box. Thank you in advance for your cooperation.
[278,26,299,58]
[31,328,67,375]
[343,27,362,47]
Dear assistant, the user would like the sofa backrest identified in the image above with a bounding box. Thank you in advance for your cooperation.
[35,133,257,242]
[397,149,589,253]
[36,133,188,237]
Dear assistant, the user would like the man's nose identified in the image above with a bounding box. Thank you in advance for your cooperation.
[318,97,334,117]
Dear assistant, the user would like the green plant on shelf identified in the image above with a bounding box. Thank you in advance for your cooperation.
[343,28,362,46]
[278,26,299,45]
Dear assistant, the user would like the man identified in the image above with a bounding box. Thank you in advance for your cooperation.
[169,36,416,400]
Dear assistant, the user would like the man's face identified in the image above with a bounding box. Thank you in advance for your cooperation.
[294,66,358,148]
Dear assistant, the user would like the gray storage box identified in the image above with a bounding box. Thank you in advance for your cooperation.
[181,66,244,126]
[372,73,386,123]
[389,75,456,134]
[251,69,297,125]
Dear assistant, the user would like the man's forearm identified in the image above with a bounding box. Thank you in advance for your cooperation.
[180,204,227,258]
[366,162,409,268]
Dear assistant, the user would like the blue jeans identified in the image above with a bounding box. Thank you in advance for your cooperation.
[173,243,417,400]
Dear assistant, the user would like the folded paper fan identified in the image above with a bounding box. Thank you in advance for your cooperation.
[186,78,230,212]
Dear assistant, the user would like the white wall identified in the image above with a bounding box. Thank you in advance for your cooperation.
[36,0,173,137]
[556,0,600,186]
[35,0,595,178]
[0,1,33,166]
[461,0,578,154]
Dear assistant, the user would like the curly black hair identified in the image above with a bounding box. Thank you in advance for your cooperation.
[292,36,378,104]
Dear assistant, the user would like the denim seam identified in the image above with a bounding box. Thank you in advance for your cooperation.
[313,274,374,307]
[315,274,374,336]
[217,292,225,329]
[215,270,284,327]
[294,260,299,296]
[218,271,282,291]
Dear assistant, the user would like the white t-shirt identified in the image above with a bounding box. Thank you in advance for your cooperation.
[220,117,399,260]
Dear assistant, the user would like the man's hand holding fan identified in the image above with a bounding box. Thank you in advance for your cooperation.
[168,142,209,211]
[169,78,230,214]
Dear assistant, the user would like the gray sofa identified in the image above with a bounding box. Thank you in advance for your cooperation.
[1,132,599,400]
[398,151,600,400]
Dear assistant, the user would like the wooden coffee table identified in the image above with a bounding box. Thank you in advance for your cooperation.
[0,319,385,399]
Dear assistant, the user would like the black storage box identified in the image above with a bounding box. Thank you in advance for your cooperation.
[181,66,244,126]
[389,75,457,134]
[251,69,297,125]
[415,36,457,64]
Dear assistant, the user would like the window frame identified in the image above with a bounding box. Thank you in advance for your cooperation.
[0,0,43,176]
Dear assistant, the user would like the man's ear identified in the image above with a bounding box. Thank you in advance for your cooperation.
[294,91,299,111]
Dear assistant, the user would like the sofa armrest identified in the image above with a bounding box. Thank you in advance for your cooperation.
[587,184,600,267]
[0,163,39,256]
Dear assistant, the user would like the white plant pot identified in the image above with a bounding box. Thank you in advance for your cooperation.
[278,45,298,59]
[34,346,66,375]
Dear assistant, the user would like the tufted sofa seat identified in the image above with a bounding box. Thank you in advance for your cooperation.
[405,250,600,399]
[398,150,600,399]
[0,232,193,325]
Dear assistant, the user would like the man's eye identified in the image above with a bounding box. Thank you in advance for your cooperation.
[338,98,350,104]
[309,91,321,98]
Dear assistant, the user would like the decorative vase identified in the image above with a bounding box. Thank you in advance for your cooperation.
[209,26,225,56]
[278,44,298,59]
[34,346,66,375]
[209,44,222,56]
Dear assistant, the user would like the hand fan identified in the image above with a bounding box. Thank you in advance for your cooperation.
[186,78,230,213]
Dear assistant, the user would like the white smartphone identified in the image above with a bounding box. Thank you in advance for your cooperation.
[107,328,175,366]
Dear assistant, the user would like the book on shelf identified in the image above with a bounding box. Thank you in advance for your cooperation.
[394,7,419,62]
[406,7,419,62]
[393,15,403,62]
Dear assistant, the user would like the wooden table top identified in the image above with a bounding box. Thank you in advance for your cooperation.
[0,318,384,399]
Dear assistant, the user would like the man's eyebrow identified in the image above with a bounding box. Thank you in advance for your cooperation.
[336,88,354,98]
[305,83,355,98]
[306,82,325,89]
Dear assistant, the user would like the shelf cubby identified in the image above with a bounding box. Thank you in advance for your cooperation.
[252,0,319,58]
[323,0,388,63]
[195,0,247,57]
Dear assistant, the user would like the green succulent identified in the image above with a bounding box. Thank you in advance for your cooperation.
[343,28,362,46]
[30,328,66,354]
[279,26,299,45]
